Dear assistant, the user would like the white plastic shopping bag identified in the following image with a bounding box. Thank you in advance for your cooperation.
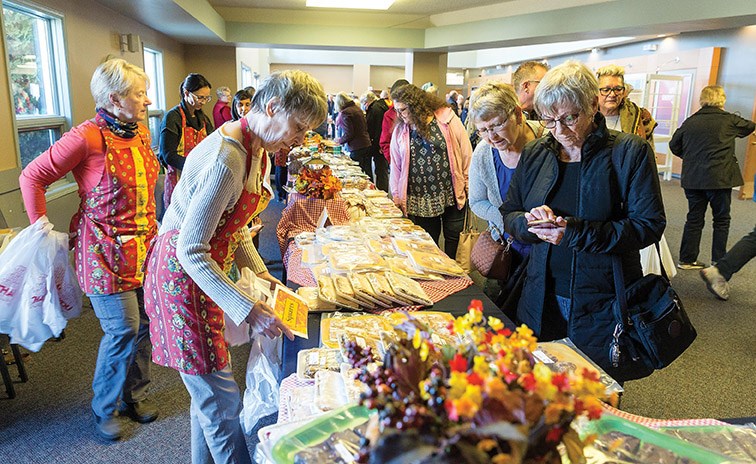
[224,268,256,346]
[0,217,82,351]
[240,334,282,434]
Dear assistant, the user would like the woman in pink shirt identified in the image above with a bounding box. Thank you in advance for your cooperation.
[389,84,472,258]
[19,58,160,441]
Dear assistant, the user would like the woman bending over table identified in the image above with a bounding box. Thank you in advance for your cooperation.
[144,70,327,464]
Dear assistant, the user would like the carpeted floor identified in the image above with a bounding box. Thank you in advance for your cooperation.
[0,179,754,463]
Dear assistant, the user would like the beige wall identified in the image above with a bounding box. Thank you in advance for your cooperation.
[270,63,352,95]
[182,44,237,109]
[370,66,405,94]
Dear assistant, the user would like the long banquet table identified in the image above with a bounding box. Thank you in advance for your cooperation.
[281,268,514,378]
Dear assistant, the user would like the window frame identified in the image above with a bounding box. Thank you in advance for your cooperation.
[143,45,165,151]
[3,0,73,192]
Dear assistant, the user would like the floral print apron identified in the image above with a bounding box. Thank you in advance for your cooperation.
[145,119,270,375]
[162,105,207,210]
[72,115,159,295]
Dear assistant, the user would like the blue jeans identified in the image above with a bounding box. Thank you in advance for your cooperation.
[89,288,151,419]
[180,366,251,464]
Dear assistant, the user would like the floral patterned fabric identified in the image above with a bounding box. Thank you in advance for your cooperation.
[73,115,159,295]
[163,105,208,210]
[406,119,455,217]
[145,134,270,375]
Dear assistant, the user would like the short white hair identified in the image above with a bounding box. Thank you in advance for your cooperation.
[90,58,149,110]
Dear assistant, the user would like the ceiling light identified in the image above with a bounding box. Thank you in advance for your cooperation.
[306,0,395,9]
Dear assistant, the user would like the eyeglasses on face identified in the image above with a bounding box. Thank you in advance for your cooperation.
[394,104,410,115]
[477,112,514,136]
[190,91,212,103]
[599,86,625,96]
[540,113,581,129]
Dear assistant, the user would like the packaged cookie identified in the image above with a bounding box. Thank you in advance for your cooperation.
[386,272,434,306]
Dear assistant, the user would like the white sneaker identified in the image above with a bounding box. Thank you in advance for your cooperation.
[700,266,730,301]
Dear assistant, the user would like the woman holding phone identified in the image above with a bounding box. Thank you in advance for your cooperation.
[501,61,665,379]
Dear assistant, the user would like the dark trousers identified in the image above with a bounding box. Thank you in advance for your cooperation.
[373,152,389,192]
[680,188,732,263]
[275,165,288,202]
[408,204,465,258]
[717,225,756,280]
[349,147,373,180]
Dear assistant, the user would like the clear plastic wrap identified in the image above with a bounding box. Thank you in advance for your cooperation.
[658,424,756,463]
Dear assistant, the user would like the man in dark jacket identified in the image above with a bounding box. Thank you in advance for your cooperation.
[670,85,755,270]
[366,93,390,191]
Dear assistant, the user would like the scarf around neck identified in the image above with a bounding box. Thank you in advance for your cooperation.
[96,108,138,138]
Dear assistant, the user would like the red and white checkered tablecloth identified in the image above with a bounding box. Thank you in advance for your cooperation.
[285,244,474,313]
[601,403,728,428]
[275,194,350,259]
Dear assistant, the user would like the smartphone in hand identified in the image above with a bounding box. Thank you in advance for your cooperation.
[527,218,559,229]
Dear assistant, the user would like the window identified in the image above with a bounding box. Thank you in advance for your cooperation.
[143,46,165,150]
[3,1,69,169]
[241,62,253,89]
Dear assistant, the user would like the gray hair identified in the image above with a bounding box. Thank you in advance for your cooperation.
[215,86,231,98]
[534,60,599,117]
[251,70,328,128]
[512,61,549,90]
[334,92,354,113]
[596,64,626,84]
[470,82,519,123]
[359,91,377,109]
[699,85,726,108]
[90,58,149,110]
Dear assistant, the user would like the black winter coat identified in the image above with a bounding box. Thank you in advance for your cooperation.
[669,106,755,190]
[366,99,390,157]
[501,115,665,374]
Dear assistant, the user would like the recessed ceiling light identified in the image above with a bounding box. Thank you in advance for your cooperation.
[306,0,395,10]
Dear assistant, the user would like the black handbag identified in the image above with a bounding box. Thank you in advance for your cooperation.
[606,244,697,381]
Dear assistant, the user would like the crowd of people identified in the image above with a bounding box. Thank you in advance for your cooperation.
[16,55,755,462]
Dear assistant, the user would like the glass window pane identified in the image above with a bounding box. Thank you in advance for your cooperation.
[3,5,58,116]
[143,47,164,111]
[148,115,161,149]
[18,127,61,168]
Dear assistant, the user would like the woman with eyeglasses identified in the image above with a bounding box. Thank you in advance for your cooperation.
[501,61,665,381]
[468,83,544,302]
[389,84,472,259]
[596,65,657,143]
[159,73,214,213]
[144,70,325,463]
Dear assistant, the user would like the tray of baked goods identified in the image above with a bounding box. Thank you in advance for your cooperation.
[319,311,458,361]
[315,270,434,312]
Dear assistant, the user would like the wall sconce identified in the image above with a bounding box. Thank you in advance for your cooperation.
[119,33,141,53]
[643,44,658,52]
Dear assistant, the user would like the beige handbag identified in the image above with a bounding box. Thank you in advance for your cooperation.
[455,207,480,273]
